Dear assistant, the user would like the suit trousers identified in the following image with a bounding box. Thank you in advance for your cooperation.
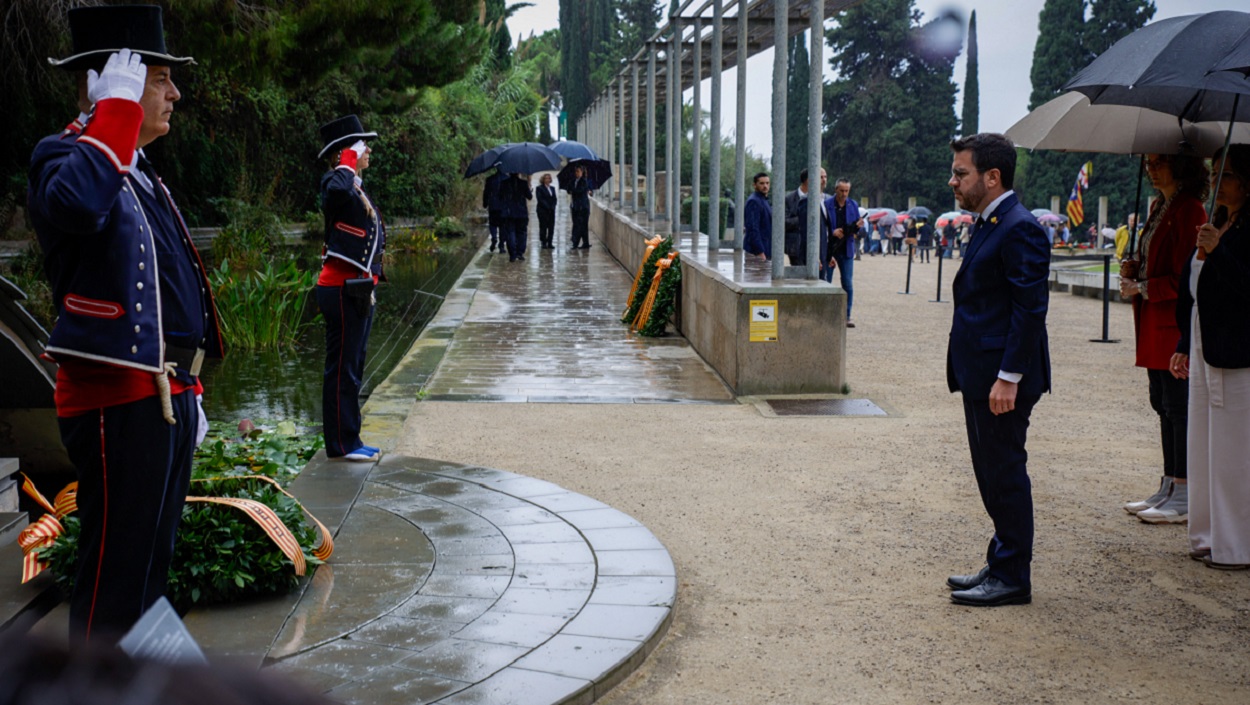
[59,391,197,641]
[316,284,374,457]
[571,208,590,247]
[962,393,1039,588]
[537,209,555,246]
[502,217,528,257]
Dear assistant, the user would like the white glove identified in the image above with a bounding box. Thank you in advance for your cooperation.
[87,49,146,104]
[350,140,368,157]
[195,394,209,447]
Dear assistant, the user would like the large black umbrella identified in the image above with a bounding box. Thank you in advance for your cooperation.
[491,142,561,176]
[1062,11,1250,124]
[463,143,516,179]
[906,206,933,220]
[557,159,613,192]
[550,140,598,162]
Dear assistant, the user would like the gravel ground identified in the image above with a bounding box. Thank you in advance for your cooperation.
[396,251,1250,704]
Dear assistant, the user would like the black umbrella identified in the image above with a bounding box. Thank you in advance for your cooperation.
[491,142,561,176]
[906,206,933,220]
[1062,11,1250,250]
[557,159,613,192]
[463,143,516,179]
[1062,11,1250,125]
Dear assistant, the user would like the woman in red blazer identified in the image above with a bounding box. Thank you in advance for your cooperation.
[1120,153,1207,523]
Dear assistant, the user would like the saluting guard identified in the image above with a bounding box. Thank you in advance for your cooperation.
[28,5,224,640]
[315,116,386,461]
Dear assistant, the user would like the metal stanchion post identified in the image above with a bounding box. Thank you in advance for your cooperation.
[1091,253,1119,343]
[899,244,916,294]
[930,245,947,303]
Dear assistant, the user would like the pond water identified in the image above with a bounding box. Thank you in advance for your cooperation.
[199,233,483,423]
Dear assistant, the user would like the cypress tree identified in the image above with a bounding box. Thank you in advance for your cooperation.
[786,33,811,183]
[1028,0,1087,111]
[960,10,978,136]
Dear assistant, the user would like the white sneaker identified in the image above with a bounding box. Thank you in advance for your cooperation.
[1138,483,1188,524]
[1124,476,1172,515]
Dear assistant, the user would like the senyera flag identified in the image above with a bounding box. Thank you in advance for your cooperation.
[1067,161,1092,226]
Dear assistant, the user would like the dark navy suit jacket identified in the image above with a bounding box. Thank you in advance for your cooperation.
[743,191,772,258]
[947,192,1051,401]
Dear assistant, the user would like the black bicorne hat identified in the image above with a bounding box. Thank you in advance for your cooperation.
[318,115,379,159]
[48,5,194,72]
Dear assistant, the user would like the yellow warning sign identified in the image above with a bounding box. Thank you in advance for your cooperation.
[749,300,778,342]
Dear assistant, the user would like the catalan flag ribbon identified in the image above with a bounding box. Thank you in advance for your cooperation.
[1067,161,1092,227]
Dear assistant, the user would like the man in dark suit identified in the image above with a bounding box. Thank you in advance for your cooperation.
[783,167,828,267]
[945,133,1051,607]
[535,173,557,249]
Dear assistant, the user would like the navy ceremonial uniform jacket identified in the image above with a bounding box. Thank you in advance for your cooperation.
[947,193,1051,401]
[28,99,223,384]
[321,165,385,277]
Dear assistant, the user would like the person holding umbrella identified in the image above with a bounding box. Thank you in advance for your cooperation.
[499,172,533,261]
[315,115,385,463]
[483,170,506,253]
[1170,145,1250,569]
[569,164,592,249]
[1120,154,1207,523]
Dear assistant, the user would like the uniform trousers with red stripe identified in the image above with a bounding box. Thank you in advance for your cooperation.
[316,284,374,457]
[58,390,197,641]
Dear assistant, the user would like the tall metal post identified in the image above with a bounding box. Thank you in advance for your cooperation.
[605,94,613,200]
[708,0,723,250]
[691,18,703,242]
[619,75,626,209]
[733,0,747,251]
[670,20,682,237]
[647,44,657,221]
[769,0,787,279]
[806,8,825,280]
[632,61,640,213]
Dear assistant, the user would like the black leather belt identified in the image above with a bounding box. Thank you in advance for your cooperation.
[165,343,205,377]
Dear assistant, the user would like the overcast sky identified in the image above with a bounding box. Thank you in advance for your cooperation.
[507,0,1247,159]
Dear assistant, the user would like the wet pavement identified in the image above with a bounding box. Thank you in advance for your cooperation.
[194,203,698,703]
[420,207,735,404]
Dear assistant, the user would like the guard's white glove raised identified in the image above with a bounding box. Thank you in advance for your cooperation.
[350,140,368,158]
[87,48,147,104]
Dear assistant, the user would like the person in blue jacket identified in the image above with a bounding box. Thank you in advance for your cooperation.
[822,178,861,327]
[743,172,772,260]
[28,5,224,640]
[315,115,386,462]
[944,133,1051,607]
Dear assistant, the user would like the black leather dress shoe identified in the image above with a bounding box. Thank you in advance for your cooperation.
[950,577,1031,606]
[947,565,991,590]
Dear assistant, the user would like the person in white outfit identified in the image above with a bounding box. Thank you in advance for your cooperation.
[1170,144,1250,570]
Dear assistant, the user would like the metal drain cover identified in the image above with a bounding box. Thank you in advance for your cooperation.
[764,398,887,417]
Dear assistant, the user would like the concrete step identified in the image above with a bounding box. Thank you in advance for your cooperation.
[0,511,27,546]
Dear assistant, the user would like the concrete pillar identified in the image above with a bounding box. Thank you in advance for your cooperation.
[670,21,682,237]
[618,75,626,209]
[692,18,702,241]
[1051,195,1061,214]
[632,61,640,213]
[733,0,747,251]
[1098,195,1109,247]
[770,0,787,280]
[647,44,657,221]
[806,12,824,280]
[708,0,723,250]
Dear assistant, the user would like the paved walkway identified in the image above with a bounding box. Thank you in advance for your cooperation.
[421,209,733,404]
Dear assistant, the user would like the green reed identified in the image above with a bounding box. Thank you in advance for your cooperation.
[209,258,319,351]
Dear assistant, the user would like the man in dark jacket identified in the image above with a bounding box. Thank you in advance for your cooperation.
[483,171,506,253]
[783,168,828,267]
[499,173,533,261]
[536,173,557,249]
[743,172,772,260]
